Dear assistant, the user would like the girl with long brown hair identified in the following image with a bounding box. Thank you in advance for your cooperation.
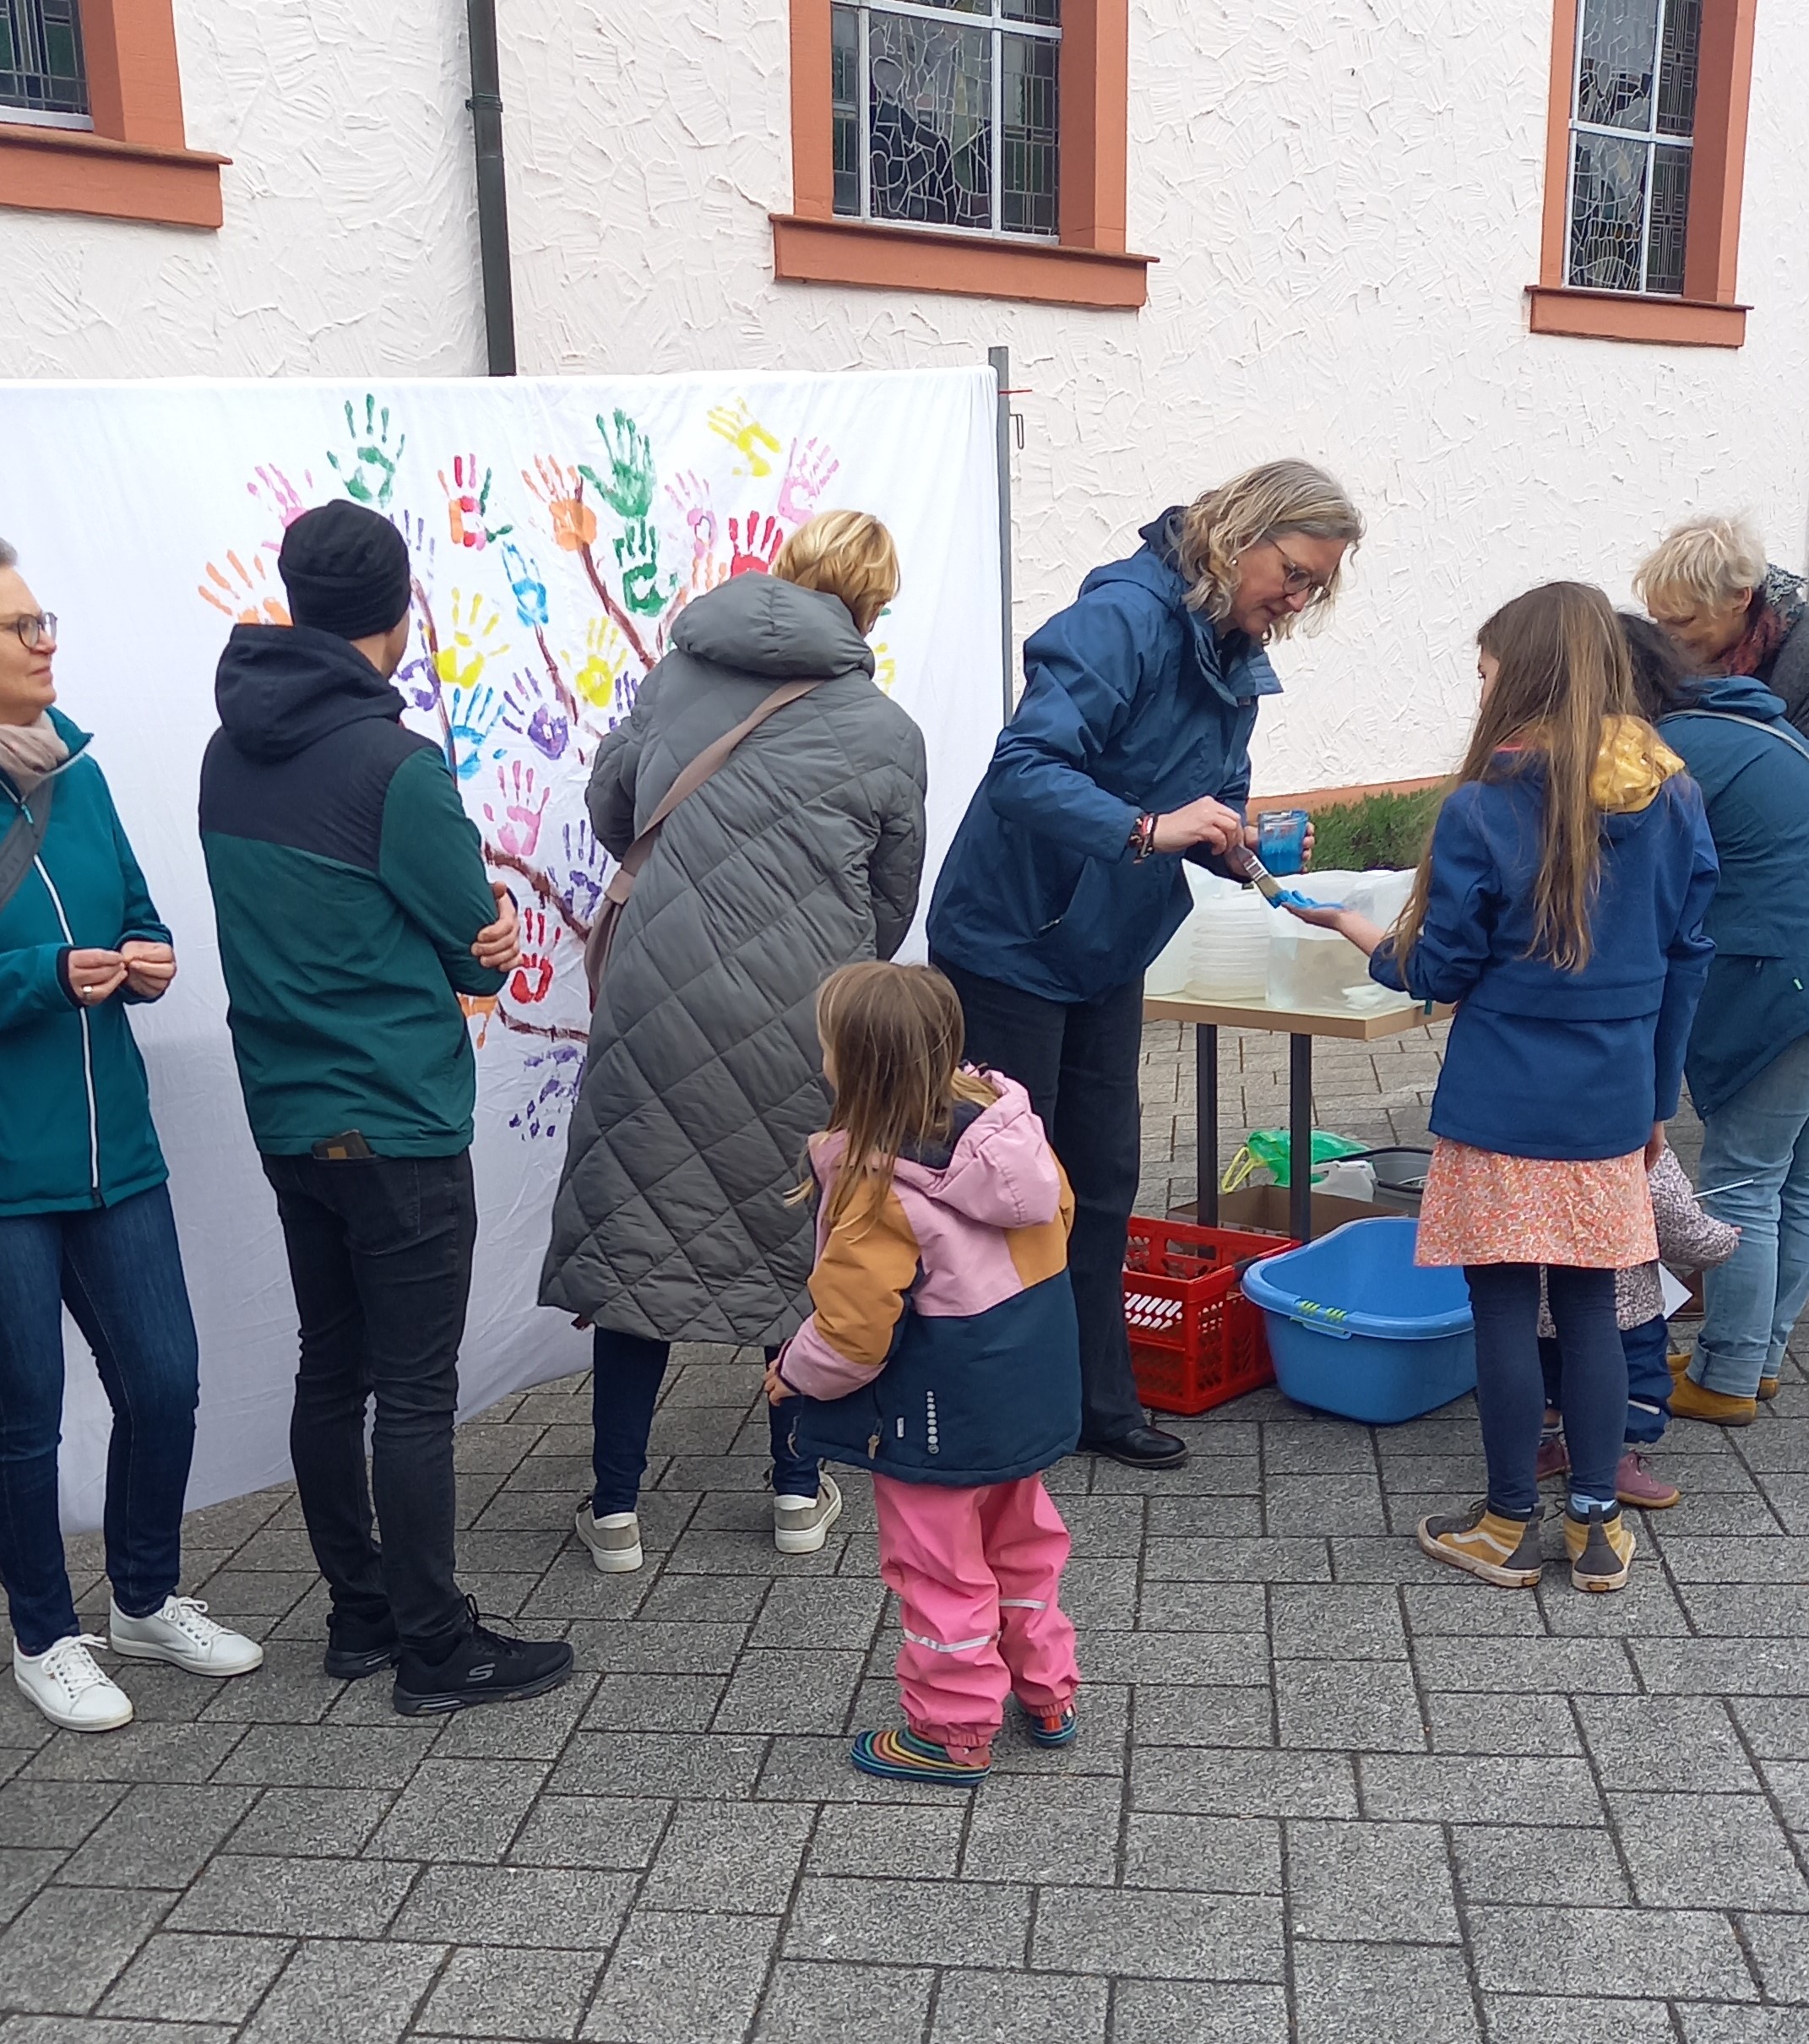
[1293,583,1717,1596]
[766,961,1084,1784]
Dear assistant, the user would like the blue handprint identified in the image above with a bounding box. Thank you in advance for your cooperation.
[510,1045,584,1139]
[563,819,608,919]
[501,541,549,629]
[501,668,569,763]
[445,682,506,782]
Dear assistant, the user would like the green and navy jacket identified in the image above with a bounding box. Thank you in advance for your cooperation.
[198,624,505,1158]
[0,707,171,1215]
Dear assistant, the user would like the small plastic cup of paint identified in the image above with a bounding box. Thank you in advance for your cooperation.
[1257,808,1310,877]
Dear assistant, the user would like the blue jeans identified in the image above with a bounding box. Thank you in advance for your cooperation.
[0,1184,200,1656]
[590,1329,818,1516]
[1540,1314,1673,1446]
[1692,1032,1809,1398]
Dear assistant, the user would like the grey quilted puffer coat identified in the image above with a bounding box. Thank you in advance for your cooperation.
[540,574,927,1344]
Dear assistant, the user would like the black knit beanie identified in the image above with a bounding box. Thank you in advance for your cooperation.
[277,500,412,639]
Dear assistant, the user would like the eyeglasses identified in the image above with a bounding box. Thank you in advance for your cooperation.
[2,613,57,650]
[1270,541,1328,601]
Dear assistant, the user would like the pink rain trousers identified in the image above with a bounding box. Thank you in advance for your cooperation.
[871,1472,1081,1755]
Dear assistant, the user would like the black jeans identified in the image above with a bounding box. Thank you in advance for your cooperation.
[261,1151,475,1651]
[1467,1264,1624,1515]
[932,954,1147,1442]
[590,1329,818,1515]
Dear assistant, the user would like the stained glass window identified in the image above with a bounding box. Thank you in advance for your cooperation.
[830,1,1061,240]
[0,0,90,128]
[1567,0,1700,296]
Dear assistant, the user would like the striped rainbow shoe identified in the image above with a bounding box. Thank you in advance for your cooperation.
[1023,1702,1078,1748]
[850,1728,991,1784]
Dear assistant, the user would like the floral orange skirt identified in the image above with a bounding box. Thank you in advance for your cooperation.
[1413,1139,1656,1269]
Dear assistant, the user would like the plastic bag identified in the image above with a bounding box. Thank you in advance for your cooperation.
[1222,1128,1368,1192]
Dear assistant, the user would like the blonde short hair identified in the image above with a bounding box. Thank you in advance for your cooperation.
[1177,459,1364,638]
[773,510,899,636]
[1634,515,1768,614]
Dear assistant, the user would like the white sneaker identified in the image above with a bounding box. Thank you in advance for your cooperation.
[14,1634,134,1732]
[774,1471,844,1556]
[574,1504,644,1574]
[109,1596,264,1678]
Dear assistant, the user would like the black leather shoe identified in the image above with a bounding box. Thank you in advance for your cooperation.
[1078,1425,1190,1470]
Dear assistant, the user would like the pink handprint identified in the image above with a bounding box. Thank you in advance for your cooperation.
[775,438,840,528]
[727,513,785,579]
[482,760,550,860]
[247,465,312,546]
[508,908,562,1005]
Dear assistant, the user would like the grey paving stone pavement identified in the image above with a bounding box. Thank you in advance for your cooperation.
[3,1019,1807,2038]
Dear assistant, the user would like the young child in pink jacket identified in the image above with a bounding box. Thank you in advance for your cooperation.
[768,960,1084,1785]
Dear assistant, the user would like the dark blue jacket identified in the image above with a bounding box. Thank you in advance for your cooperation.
[1660,678,1809,1117]
[927,510,1281,1002]
[1371,752,1718,1159]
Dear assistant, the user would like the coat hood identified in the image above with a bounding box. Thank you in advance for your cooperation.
[214,622,406,763]
[890,1074,1063,1230]
[670,574,875,682]
[1593,715,1687,816]
[1681,672,1790,723]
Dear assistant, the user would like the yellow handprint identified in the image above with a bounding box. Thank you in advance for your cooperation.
[873,641,898,697]
[199,549,290,626]
[434,589,509,693]
[705,399,784,481]
[566,616,632,713]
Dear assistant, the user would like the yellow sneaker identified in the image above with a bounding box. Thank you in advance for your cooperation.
[1415,1504,1542,1588]
[1669,1376,1759,1427]
[1565,1503,1635,1592]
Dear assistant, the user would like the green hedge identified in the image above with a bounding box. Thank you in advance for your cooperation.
[1305,786,1446,873]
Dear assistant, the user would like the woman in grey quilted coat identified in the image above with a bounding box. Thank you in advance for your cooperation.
[541,513,927,1569]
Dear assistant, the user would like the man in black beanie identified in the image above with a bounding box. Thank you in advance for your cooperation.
[198,499,573,1715]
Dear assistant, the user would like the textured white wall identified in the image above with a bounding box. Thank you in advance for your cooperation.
[4,0,1807,788]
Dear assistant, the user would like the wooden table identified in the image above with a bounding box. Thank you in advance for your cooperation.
[1144,990,1443,1242]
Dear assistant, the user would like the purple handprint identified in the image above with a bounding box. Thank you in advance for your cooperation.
[501,667,570,763]
[509,1044,585,1139]
[562,819,608,920]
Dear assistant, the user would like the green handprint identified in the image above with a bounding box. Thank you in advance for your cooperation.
[327,394,405,510]
[614,519,676,618]
[579,410,658,521]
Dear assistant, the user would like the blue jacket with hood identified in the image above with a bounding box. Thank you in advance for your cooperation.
[927,509,1281,1003]
[1657,676,1809,1117]
[1370,727,1718,1160]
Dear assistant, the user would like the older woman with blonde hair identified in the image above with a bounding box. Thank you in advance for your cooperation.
[1636,515,1809,734]
[929,461,1364,1467]
[543,510,927,1564]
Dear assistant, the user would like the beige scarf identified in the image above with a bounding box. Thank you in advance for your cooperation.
[0,714,68,798]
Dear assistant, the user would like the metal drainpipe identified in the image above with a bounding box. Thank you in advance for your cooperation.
[465,0,518,376]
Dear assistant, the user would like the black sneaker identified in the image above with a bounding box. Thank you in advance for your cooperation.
[323,1608,400,1681]
[391,1597,575,1717]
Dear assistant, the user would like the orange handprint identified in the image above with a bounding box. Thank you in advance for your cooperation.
[439,454,510,552]
[524,455,598,553]
[508,908,562,1005]
[199,550,290,625]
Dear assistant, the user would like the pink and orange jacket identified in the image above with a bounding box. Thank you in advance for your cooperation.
[777,1074,1083,1487]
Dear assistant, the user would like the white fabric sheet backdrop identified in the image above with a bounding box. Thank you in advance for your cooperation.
[0,368,1002,1531]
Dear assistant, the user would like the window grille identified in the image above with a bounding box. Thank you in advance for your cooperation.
[1567,0,1702,296]
[831,0,1060,240]
[0,0,90,128]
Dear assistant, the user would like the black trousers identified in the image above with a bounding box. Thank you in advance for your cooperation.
[932,954,1148,1442]
[261,1150,475,1650]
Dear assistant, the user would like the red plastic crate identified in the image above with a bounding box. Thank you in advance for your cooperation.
[1122,1215,1298,1416]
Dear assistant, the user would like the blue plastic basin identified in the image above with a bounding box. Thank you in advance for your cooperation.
[1239,1216,1477,1424]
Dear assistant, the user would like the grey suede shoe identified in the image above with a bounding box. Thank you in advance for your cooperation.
[774,1472,843,1556]
[574,1504,644,1574]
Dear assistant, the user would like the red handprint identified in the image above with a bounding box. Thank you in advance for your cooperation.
[482,759,550,860]
[727,513,785,579]
[508,908,562,1005]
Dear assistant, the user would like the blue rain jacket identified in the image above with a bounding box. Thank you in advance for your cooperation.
[1370,753,1719,1160]
[1660,677,1809,1117]
[927,509,1281,1003]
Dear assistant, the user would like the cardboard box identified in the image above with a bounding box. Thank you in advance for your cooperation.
[1169,1185,1384,1241]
